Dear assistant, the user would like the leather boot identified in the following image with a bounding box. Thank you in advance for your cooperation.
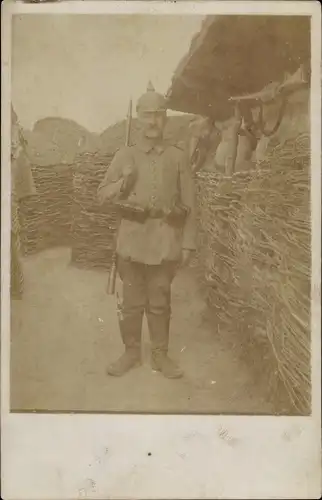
[151,350,183,379]
[106,348,141,377]
[147,309,183,378]
[107,306,143,376]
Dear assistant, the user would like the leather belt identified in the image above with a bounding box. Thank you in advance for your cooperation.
[120,208,164,223]
[116,202,189,227]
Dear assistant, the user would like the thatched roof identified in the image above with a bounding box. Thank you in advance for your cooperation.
[24,129,64,166]
[166,15,310,121]
[24,117,100,166]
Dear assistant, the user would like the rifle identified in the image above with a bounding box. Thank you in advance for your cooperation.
[106,99,132,295]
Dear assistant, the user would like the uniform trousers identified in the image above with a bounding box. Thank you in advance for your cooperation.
[117,256,177,352]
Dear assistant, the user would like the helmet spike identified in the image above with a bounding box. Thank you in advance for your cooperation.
[137,83,167,113]
[147,81,155,92]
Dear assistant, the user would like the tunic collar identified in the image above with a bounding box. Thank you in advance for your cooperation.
[136,137,166,155]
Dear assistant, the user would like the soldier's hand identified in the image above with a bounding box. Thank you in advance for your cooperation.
[181,249,193,267]
[121,165,136,195]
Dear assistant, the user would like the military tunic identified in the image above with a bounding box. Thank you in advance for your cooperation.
[98,138,197,353]
[98,139,197,264]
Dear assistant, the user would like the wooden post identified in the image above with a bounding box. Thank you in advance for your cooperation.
[226,102,241,176]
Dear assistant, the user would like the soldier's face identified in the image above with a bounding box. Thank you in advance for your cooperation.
[138,109,167,138]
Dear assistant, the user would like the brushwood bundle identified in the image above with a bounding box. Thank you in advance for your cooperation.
[70,152,118,269]
[195,132,310,414]
[19,163,73,255]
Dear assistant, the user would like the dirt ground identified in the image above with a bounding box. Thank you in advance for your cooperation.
[11,247,282,414]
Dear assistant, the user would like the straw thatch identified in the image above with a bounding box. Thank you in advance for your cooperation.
[166,15,310,121]
[195,132,310,414]
[32,117,100,160]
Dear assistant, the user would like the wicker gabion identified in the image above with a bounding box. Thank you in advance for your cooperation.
[19,163,74,255]
[70,152,118,270]
[195,133,311,414]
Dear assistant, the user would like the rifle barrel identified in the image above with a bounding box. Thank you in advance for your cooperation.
[107,98,132,295]
[125,99,132,147]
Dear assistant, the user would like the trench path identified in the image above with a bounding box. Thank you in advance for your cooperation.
[11,247,275,414]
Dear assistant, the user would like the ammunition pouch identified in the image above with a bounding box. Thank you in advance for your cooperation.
[115,202,148,223]
[164,202,190,228]
[115,201,190,227]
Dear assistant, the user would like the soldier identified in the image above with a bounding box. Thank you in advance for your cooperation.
[187,116,213,173]
[98,82,197,378]
[11,106,37,299]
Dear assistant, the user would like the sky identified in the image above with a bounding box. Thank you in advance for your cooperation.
[12,14,204,133]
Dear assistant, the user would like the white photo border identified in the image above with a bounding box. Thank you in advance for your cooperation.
[1,2,321,499]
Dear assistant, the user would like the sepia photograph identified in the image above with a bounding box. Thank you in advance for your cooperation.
[9,10,312,416]
[1,1,321,498]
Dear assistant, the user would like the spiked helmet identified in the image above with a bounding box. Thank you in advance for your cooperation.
[136,81,167,113]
